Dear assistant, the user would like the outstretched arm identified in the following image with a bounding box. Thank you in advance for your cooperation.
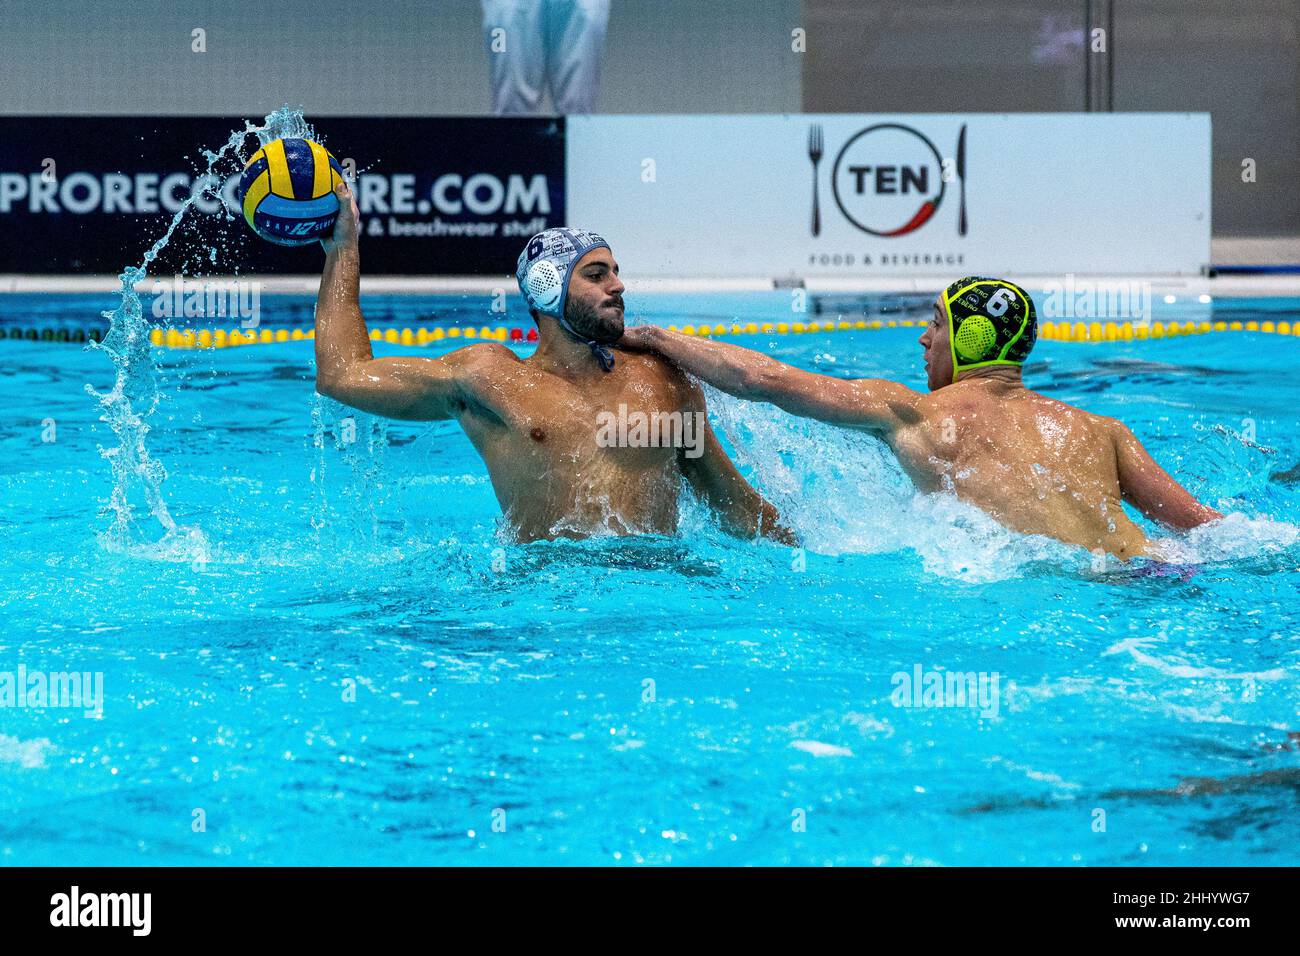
[314,181,498,421]
[1112,421,1222,529]
[623,325,922,436]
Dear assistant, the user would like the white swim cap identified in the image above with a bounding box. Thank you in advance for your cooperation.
[515,227,610,319]
[523,258,564,313]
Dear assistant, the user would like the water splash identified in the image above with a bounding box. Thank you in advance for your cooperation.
[702,387,1297,581]
[85,107,314,561]
[703,385,1076,578]
[1158,511,1300,565]
[308,395,395,550]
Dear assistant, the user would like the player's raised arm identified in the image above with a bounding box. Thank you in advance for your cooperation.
[314,181,502,422]
[315,181,373,389]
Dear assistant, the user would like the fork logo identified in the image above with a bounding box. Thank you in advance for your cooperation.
[829,124,946,237]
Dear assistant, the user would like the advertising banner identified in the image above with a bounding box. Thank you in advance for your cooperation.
[566,114,1211,279]
[0,117,565,275]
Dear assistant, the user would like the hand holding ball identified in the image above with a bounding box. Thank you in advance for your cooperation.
[237,138,344,246]
[320,181,360,254]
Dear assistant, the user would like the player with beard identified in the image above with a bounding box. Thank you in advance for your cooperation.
[313,182,791,543]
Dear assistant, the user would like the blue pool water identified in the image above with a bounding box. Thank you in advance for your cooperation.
[1,291,1299,866]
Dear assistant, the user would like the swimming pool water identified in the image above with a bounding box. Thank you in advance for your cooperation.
[1,292,1298,866]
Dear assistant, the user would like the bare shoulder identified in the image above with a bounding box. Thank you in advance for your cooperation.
[1024,390,1132,448]
[1095,412,1135,443]
[614,346,675,375]
[438,343,524,414]
[1032,391,1125,432]
[440,341,522,375]
[917,383,1081,430]
[615,346,701,396]
[914,382,981,421]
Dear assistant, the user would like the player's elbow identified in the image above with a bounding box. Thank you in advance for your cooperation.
[314,371,339,398]
[314,354,372,401]
[315,369,353,404]
[734,366,764,396]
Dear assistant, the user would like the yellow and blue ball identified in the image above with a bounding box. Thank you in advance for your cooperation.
[237,138,344,246]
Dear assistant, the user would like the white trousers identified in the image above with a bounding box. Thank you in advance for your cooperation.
[481,0,610,114]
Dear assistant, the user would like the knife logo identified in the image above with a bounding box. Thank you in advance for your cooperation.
[956,123,968,236]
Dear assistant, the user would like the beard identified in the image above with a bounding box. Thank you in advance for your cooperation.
[564,294,625,344]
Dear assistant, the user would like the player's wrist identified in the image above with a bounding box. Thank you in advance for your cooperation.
[324,240,359,261]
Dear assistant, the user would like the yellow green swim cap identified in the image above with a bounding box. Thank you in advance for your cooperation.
[941,277,1037,383]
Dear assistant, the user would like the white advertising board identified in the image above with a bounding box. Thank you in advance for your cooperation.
[567,114,1210,280]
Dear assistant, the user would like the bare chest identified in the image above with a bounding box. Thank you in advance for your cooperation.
[463,371,700,469]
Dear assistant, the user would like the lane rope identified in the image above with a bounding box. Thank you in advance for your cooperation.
[0,317,1296,348]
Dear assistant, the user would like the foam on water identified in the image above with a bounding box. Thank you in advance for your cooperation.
[1159,511,1300,564]
[0,734,53,769]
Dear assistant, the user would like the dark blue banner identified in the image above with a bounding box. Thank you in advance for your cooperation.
[0,117,565,275]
